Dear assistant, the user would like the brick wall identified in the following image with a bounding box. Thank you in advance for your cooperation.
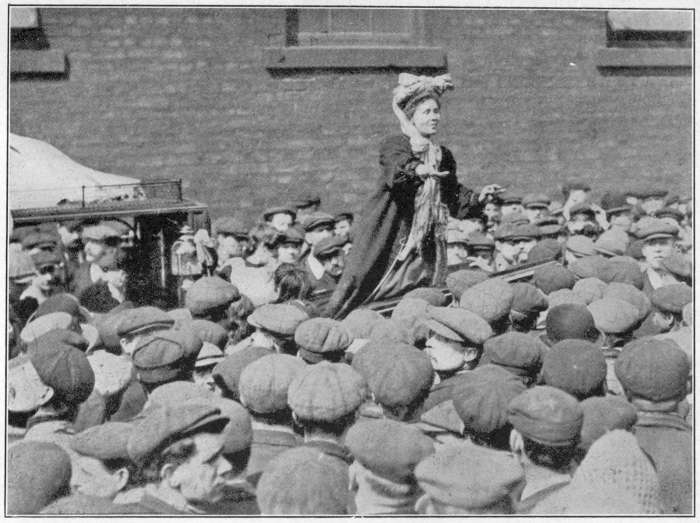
[10,8,692,223]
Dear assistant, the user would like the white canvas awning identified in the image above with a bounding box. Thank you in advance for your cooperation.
[9,133,142,209]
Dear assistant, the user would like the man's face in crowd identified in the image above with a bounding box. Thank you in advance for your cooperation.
[425,333,478,373]
[642,238,674,269]
[641,197,664,215]
[496,239,525,263]
[446,242,469,266]
[320,252,345,277]
[268,213,293,233]
[609,211,632,232]
[524,207,547,223]
[216,233,243,260]
[334,219,351,237]
[305,224,333,247]
[167,432,232,505]
[500,203,524,217]
[471,248,494,263]
[566,189,589,206]
[277,241,301,264]
[483,202,501,224]
[84,239,105,263]
[193,367,218,394]
[71,455,128,499]
[34,263,62,292]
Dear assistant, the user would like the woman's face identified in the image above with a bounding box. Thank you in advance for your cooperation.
[410,98,441,137]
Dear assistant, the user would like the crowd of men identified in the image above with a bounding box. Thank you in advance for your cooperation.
[7,182,694,514]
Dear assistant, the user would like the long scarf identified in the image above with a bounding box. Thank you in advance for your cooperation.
[391,82,450,282]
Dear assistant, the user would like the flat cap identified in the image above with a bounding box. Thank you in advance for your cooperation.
[542,339,607,399]
[499,191,523,205]
[335,211,354,222]
[340,308,383,339]
[367,318,412,344]
[566,235,596,257]
[28,338,95,405]
[301,211,335,231]
[8,442,72,515]
[547,288,588,308]
[569,202,595,217]
[481,332,546,378]
[594,228,630,257]
[511,282,548,315]
[239,354,307,413]
[527,239,563,263]
[523,193,551,209]
[579,396,637,451]
[20,312,74,345]
[415,442,524,509]
[446,224,469,245]
[563,181,591,193]
[9,250,36,280]
[31,249,62,268]
[426,305,493,344]
[638,188,668,198]
[292,194,322,208]
[615,338,690,402]
[508,386,583,447]
[660,252,691,279]
[195,342,225,368]
[445,269,489,299]
[500,212,531,226]
[600,191,631,213]
[346,419,434,481]
[248,303,309,337]
[650,283,692,314]
[312,235,346,259]
[295,318,351,363]
[33,293,90,323]
[87,350,133,396]
[212,345,274,400]
[572,277,607,304]
[655,206,684,222]
[127,403,229,465]
[532,263,576,295]
[212,216,248,237]
[588,298,640,334]
[352,340,434,409]
[257,446,349,515]
[262,205,296,221]
[569,255,608,280]
[452,368,527,436]
[391,297,431,335]
[165,323,203,361]
[145,383,253,456]
[277,226,305,245]
[403,287,449,306]
[459,278,514,324]
[494,222,539,241]
[190,319,228,349]
[132,334,186,384]
[21,231,58,250]
[29,328,89,353]
[598,258,644,289]
[185,277,239,316]
[71,421,134,461]
[635,218,678,241]
[546,304,600,344]
[115,306,174,337]
[288,361,367,421]
[82,224,119,241]
[466,232,495,250]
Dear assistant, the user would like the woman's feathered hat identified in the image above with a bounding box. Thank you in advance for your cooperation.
[393,73,454,117]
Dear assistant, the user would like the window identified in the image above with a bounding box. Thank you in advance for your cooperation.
[11,7,67,80]
[596,10,691,73]
[264,8,445,71]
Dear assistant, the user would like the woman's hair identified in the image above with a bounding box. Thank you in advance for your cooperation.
[273,264,312,302]
[523,437,576,471]
[402,93,441,120]
[248,223,280,250]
